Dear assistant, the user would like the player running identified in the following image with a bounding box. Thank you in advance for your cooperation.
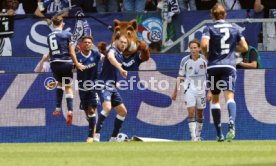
[201,3,248,142]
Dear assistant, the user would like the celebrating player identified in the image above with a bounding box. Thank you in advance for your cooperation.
[48,15,84,125]
[94,35,128,142]
[76,36,104,143]
[201,3,248,142]
[171,39,207,141]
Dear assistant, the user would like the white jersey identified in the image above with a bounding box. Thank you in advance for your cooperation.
[179,54,207,94]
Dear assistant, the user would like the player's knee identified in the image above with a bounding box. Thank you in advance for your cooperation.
[196,113,204,123]
[211,96,219,104]
[103,102,112,111]
[87,106,96,115]
[119,109,127,117]
[197,109,204,117]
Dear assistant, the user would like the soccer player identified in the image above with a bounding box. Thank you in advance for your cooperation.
[201,3,248,142]
[48,15,84,125]
[94,35,128,142]
[171,39,207,141]
[76,36,104,143]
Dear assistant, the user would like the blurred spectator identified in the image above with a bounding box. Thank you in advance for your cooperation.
[96,0,119,12]
[239,0,276,17]
[35,0,70,25]
[253,0,276,18]
[149,42,161,53]
[20,0,37,14]
[178,0,197,11]
[218,0,241,10]
[0,0,18,57]
[124,0,146,12]
[0,0,19,15]
[145,0,157,11]
[195,0,217,10]
[236,40,261,69]
[71,0,96,13]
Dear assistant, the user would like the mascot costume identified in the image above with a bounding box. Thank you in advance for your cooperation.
[98,19,150,70]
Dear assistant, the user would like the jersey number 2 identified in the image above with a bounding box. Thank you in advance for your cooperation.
[220,28,230,55]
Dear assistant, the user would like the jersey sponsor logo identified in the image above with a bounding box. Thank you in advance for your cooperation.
[122,60,135,67]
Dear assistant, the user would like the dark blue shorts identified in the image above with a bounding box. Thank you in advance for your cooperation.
[98,89,123,107]
[79,90,99,110]
[50,62,73,84]
[207,67,236,95]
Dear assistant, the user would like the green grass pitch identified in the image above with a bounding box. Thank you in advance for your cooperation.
[0,141,275,166]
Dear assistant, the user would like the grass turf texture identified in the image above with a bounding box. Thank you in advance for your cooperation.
[0,141,275,166]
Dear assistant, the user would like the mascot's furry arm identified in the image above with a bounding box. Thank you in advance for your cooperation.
[137,40,150,62]
[97,42,107,55]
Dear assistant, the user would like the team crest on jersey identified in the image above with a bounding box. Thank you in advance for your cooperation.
[90,57,94,61]
[137,17,162,45]
[200,64,204,69]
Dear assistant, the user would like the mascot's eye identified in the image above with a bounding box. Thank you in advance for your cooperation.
[127,31,131,36]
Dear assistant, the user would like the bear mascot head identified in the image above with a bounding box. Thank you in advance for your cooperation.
[98,19,150,62]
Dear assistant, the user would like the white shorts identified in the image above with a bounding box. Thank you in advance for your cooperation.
[184,90,206,109]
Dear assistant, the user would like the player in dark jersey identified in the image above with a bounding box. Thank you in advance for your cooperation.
[122,40,150,71]
[94,35,128,142]
[76,36,104,143]
[48,15,84,125]
[201,3,248,142]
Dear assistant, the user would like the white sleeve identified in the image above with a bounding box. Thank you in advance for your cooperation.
[179,57,188,76]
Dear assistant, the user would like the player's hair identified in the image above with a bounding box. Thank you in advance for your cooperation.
[188,39,200,48]
[52,15,63,27]
[211,3,226,20]
[81,35,93,42]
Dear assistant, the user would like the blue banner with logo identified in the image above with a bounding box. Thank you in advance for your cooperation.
[1,54,276,142]
[1,52,276,73]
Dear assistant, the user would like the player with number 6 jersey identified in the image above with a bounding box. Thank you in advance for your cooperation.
[47,15,84,125]
[201,3,248,142]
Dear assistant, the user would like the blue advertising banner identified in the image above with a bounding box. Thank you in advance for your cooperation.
[0,57,276,142]
[0,52,276,73]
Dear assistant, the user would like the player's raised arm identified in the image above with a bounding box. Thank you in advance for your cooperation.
[108,50,127,78]
[69,43,85,71]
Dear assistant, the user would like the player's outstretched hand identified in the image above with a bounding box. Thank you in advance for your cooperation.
[120,69,128,78]
[76,62,85,71]
[171,92,177,101]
